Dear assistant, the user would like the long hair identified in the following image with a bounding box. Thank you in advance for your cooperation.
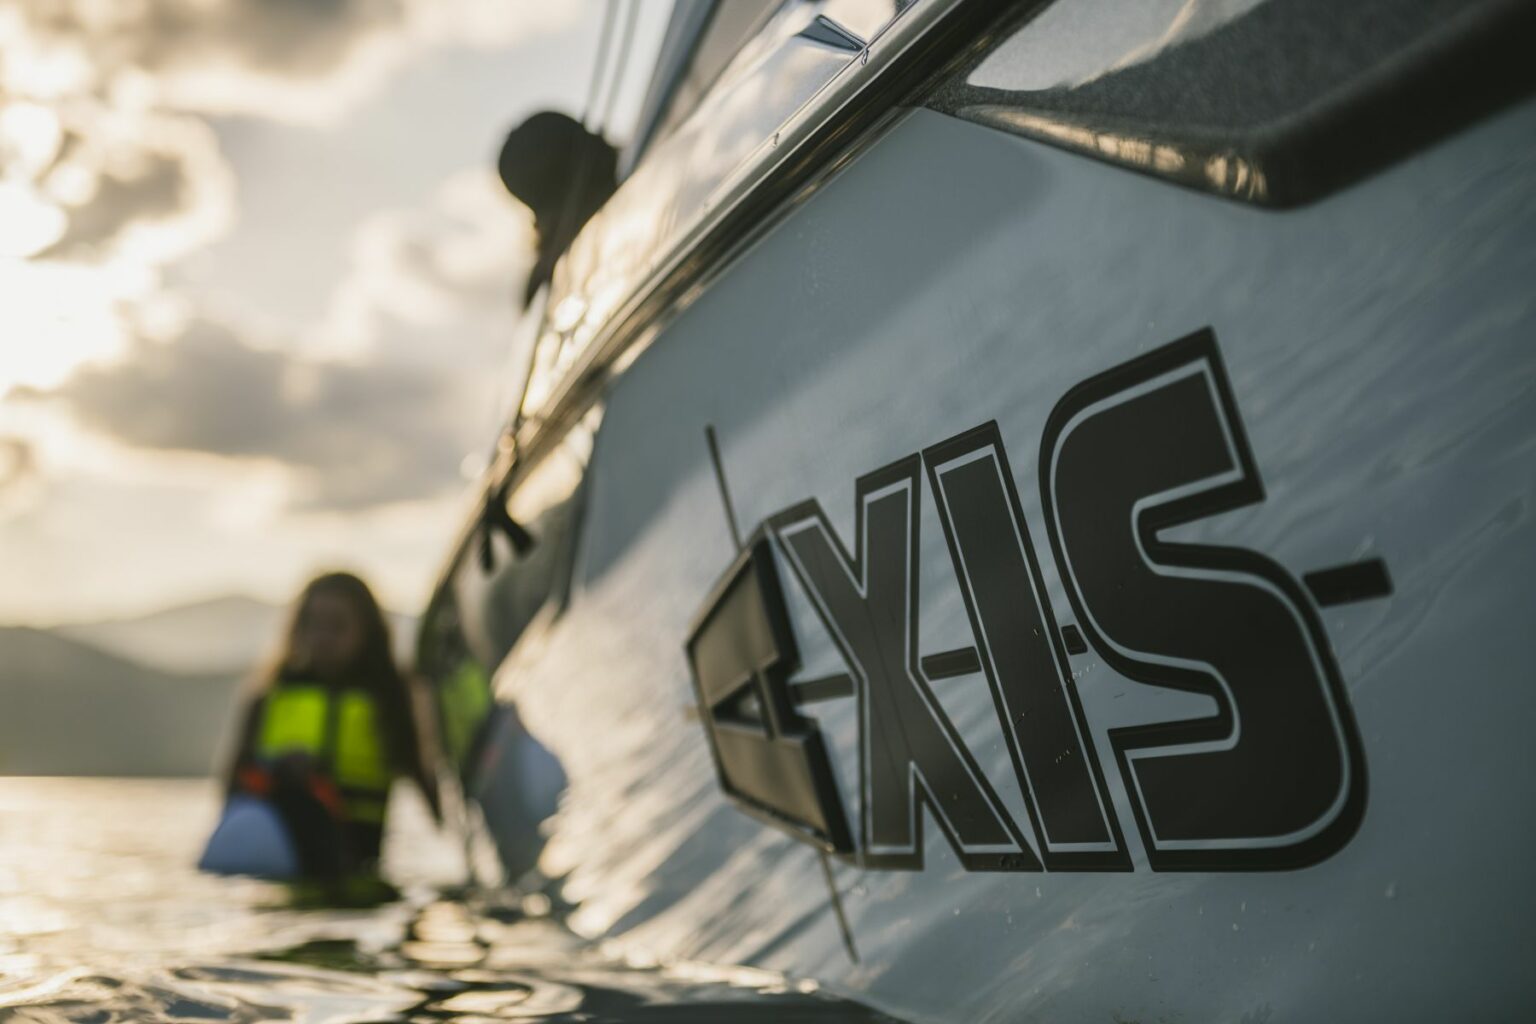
[256,571,417,774]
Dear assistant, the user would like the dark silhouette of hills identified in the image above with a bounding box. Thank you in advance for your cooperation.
[2,594,417,776]
[55,593,283,675]
[55,593,415,674]
[0,627,239,777]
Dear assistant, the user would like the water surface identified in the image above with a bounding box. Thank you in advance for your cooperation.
[0,777,898,1023]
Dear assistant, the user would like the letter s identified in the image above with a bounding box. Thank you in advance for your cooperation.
[1039,329,1365,870]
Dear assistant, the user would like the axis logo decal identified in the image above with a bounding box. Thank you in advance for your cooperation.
[685,330,1390,872]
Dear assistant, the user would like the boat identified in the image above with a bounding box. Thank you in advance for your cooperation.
[414,1,1536,1019]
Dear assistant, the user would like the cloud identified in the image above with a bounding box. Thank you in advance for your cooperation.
[322,168,532,352]
[0,97,234,266]
[4,0,577,124]
[16,317,472,511]
[0,0,571,268]
[45,143,183,253]
[372,169,530,308]
[309,169,535,463]
[0,3,576,621]
[0,437,41,518]
[7,161,529,516]
[0,437,35,490]
[29,107,235,263]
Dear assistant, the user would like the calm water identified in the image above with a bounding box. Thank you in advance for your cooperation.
[0,778,898,1023]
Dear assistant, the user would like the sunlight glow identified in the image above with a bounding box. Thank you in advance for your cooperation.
[0,261,136,395]
[0,2,596,626]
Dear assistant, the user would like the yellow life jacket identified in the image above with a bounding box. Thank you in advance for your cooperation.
[255,683,393,824]
[438,658,492,773]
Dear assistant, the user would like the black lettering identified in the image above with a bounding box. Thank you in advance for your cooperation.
[686,534,854,853]
[771,457,1037,871]
[926,424,1130,871]
[1039,329,1366,870]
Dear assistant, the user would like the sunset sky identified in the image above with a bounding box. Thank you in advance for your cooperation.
[0,0,668,624]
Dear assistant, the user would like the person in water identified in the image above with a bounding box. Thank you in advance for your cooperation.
[223,572,440,882]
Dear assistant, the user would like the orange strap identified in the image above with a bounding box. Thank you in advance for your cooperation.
[237,764,272,796]
[236,763,345,819]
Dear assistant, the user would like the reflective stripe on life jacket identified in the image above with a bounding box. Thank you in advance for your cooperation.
[254,684,392,823]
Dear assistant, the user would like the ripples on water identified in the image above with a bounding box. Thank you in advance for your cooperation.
[0,778,897,1023]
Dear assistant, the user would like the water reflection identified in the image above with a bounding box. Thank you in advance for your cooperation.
[0,778,899,1022]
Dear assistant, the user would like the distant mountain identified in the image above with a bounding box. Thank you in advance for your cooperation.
[55,593,418,676]
[1,594,422,777]
[0,627,240,777]
[56,594,283,676]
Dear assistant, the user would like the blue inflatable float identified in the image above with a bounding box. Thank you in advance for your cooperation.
[197,795,300,879]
